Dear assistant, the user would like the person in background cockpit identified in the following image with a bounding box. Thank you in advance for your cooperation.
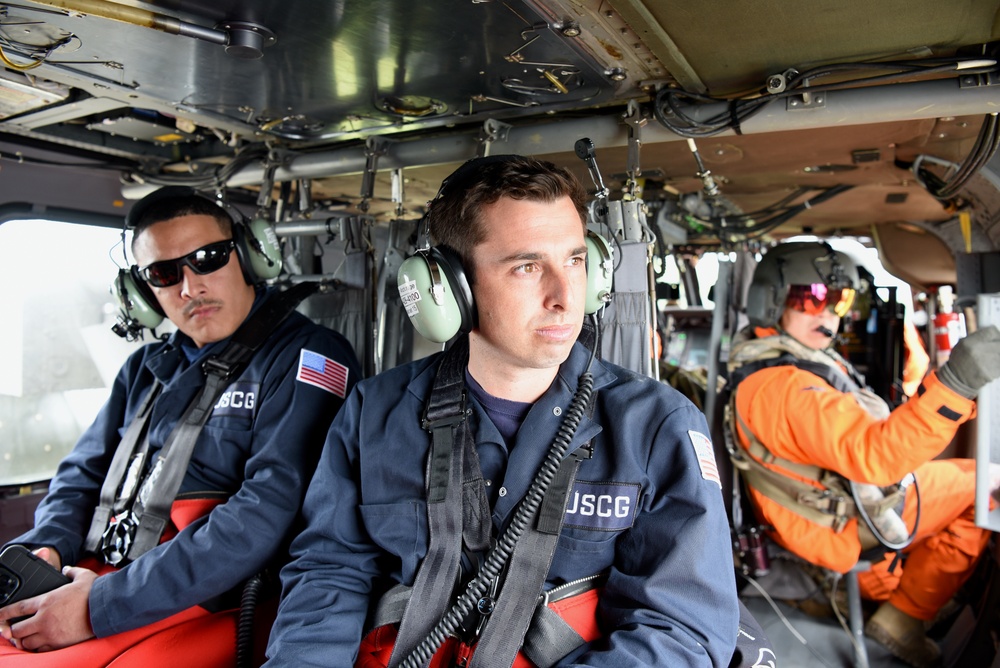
[726,241,1000,668]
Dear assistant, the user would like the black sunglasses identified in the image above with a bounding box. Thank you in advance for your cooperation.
[138,239,236,287]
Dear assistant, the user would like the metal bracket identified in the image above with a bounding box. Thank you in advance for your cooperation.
[390,167,405,218]
[255,149,282,212]
[622,99,647,195]
[786,91,826,110]
[959,71,1000,88]
[297,178,312,214]
[478,118,512,157]
[360,137,390,212]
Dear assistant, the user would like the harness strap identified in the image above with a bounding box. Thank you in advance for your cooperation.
[127,371,231,559]
[368,572,607,668]
[733,408,824,480]
[84,382,161,553]
[385,336,600,668]
[469,451,585,668]
[521,601,588,667]
[727,339,907,533]
[94,282,319,564]
[388,337,472,667]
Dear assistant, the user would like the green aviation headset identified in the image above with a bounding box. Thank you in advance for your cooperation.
[113,186,283,334]
[397,156,614,343]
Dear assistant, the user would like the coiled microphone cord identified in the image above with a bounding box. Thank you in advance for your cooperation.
[398,371,595,668]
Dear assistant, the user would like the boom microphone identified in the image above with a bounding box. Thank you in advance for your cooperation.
[817,325,834,337]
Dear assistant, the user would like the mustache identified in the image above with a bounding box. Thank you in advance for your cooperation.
[183,298,223,317]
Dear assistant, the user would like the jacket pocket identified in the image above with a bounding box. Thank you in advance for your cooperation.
[360,501,428,581]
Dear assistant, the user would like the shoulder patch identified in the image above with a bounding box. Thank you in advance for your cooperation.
[688,430,721,488]
[296,349,349,397]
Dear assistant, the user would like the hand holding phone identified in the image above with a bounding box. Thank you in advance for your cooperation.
[0,545,71,621]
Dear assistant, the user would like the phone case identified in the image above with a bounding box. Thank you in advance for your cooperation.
[0,545,71,608]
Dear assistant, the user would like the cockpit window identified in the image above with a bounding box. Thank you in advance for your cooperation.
[0,219,145,485]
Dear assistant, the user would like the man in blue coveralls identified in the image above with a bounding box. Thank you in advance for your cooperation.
[266,156,739,666]
[0,187,361,665]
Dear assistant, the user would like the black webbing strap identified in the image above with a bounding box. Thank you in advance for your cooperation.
[520,573,608,668]
[103,282,319,563]
[469,450,587,668]
[388,337,471,668]
[83,382,161,553]
[126,370,231,560]
[521,605,587,668]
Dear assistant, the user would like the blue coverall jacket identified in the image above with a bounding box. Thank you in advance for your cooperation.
[267,341,739,667]
[10,290,361,638]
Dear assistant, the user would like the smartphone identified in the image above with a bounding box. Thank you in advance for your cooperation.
[0,545,71,615]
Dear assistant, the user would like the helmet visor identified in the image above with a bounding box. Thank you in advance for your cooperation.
[785,284,855,317]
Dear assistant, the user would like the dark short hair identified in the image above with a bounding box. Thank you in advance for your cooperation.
[130,190,233,254]
[427,155,589,281]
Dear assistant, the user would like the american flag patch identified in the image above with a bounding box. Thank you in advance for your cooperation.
[688,430,721,488]
[296,349,349,398]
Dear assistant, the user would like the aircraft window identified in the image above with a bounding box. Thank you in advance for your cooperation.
[656,252,723,308]
[0,219,146,485]
[655,252,727,372]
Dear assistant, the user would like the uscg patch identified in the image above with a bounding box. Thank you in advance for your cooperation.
[212,381,260,419]
[563,480,639,531]
[689,430,721,488]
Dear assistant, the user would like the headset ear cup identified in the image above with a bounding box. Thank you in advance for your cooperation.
[233,217,283,284]
[397,247,474,343]
[114,267,165,329]
[244,216,283,281]
[584,231,613,314]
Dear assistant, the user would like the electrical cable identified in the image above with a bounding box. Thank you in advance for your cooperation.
[235,573,263,668]
[738,572,842,668]
[827,574,868,664]
[653,58,998,138]
[677,185,853,241]
[931,113,1000,199]
[128,143,271,189]
[0,27,71,70]
[0,42,44,70]
[850,475,921,552]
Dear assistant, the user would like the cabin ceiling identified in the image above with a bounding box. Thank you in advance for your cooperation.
[2,0,1000,287]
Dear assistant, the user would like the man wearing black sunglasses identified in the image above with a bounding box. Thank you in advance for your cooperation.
[726,241,1000,668]
[0,188,362,666]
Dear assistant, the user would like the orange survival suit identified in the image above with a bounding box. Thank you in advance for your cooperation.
[727,327,989,621]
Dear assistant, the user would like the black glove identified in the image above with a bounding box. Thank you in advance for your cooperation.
[938,325,1000,398]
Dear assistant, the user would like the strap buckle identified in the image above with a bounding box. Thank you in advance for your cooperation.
[422,401,469,432]
[201,356,236,380]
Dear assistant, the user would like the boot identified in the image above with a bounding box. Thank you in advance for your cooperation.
[864,601,942,668]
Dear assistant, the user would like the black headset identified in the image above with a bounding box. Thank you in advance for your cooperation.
[112,186,283,336]
[396,156,614,343]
